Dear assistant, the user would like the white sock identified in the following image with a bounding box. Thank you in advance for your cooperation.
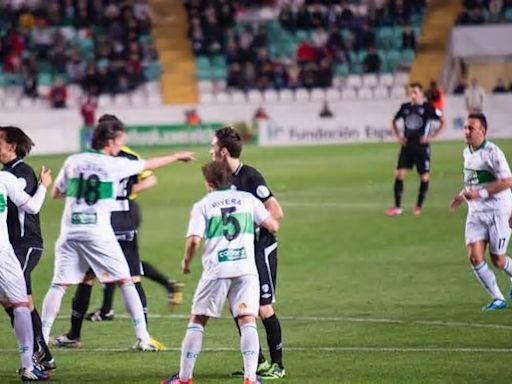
[503,256,512,279]
[41,284,67,343]
[13,307,34,371]
[119,283,150,342]
[179,323,204,380]
[472,261,505,300]
[240,323,259,381]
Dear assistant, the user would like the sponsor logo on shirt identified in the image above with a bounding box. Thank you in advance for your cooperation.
[218,247,247,262]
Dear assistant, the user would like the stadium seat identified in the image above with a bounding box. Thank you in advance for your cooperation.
[130,90,147,106]
[247,90,263,104]
[390,85,406,98]
[4,95,18,109]
[114,94,130,107]
[199,92,215,104]
[214,79,227,92]
[362,74,378,88]
[147,93,162,105]
[263,89,278,103]
[373,86,389,99]
[377,27,394,49]
[394,72,410,86]
[98,94,113,108]
[346,74,363,89]
[335,63,350,77]
[295,88,310,102]
[332,77,344,89]
[310,88,326,102]
[358,87,373,100]
[401,49,415,63]
[215,91,231,104]
[198,80,214,93]
[279,89,294,102]
[379,73,394,87]
[325,88,341,102]
[145,81,161,94]
[341,88,357,100]
[385,50,401,72]
[231,90,246,104]
[19,97,35,109]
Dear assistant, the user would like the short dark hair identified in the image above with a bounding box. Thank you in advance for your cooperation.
[0,126,34,158]
[202,160,233,189]
[409,82,423,91]
[91,118,124,150]
[98,114,122,125]
[468,112,488,132]
[215,126,242,158]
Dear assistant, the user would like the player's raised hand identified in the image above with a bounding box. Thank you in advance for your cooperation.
[449,193,465,212]
[174,151,196,162]
[39,166,52,187]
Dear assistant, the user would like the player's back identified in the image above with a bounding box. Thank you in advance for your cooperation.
[55,151,144,241]
[192,189,269,279]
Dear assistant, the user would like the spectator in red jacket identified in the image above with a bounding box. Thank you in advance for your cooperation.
[49,78,68,108]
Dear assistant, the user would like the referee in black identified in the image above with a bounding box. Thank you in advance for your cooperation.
[385,82,445,217]
[211,127,285,379]
[0,126,55,371]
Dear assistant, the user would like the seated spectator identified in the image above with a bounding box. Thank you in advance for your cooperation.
[66,50,87,84]
[363,47,381,73]
[227,62,243,88]
[279,4,296,32]
[286,61,302,89]
[316,58,333,88]
[493,78,508,93]
[402,25,416,50]
[296,3,312,29]
[355,23,375,51]
[297,39,316,63]
[49,78,68,108]
[312,26,329,48]
[185,109,201,125]
[22,67,38,99]
[488,0,504,22]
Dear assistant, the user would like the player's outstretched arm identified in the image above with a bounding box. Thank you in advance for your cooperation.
[182,235,202,274]
[144,151,195,170]
[12,166,52,214]
[449,190,466,212]
[132,174,157,194]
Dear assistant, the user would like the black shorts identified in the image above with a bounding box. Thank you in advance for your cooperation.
[117,232,142,277]
[397,144,431,174]
[255,242,278,306]
[13,246,43,295]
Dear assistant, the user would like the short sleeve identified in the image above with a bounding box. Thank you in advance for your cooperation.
[54,158,70,194]
[248,168,273,203]
[186,203,206,238]
[427,104,442,120]
[109,157,145,181]
[394,104,405,120]
[489,147,512,179]
[4,172,32,207]
[252,196,271,226]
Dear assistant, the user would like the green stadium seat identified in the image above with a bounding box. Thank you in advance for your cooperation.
[295,29,310,43]
[339,28,351,41]
[357,50,368,63]
[5,73,23,86]
[211,66,227,80]
[138,34,153,45]
[210,55,226,68]
[196,68,212,80]
[505,8,512,22]
[377,27,394,49]
[335,63,350,77]
[401,49,415,62]
[195,56,211,71]
[37,72,53,86]
[144,61,162,81]
[385,50,401,71]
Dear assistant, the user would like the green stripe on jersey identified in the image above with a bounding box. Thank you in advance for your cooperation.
[464,169,497,185]
[207,212,254,240]
[66,178,113,201]
[0,193,5,213]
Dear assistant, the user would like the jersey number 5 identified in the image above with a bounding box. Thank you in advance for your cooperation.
[221,207,241,241]
[76,173,101,206]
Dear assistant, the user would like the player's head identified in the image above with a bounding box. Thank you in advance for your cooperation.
[201,160,233,190]
[92,117,125,155]
[98,114,122,125]
[408,82,424,104]
[464,113,488,147]
[211,126,242,160]
[0,126,34,163]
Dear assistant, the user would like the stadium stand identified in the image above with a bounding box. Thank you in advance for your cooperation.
[456,0,512,25]
[0,0,162,108]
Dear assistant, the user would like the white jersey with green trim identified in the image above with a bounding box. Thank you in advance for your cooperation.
[463,140,512,214]
[186,189,271,280]
[54,151,145,240]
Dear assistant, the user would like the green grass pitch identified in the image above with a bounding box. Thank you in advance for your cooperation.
[2,141,512,383]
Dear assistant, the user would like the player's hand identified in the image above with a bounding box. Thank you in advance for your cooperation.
[397,136,407,146]
[39,166,52,187]
[449,194,465,212]
[182,259,191,274]
[174,151,196,162]
[462,189,480,201]
[420,136,430,144]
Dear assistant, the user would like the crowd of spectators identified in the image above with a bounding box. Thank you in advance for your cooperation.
[0,0,159,107]
[456,0,512,24]
[185,0,425,91]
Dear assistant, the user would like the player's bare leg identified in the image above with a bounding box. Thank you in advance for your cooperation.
[386,168,406,216]
[490,252,512,300]
[468,241,507,311]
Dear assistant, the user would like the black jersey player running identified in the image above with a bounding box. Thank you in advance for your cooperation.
[0,126,56,372]
[385,82,445,216]
[210,127,285,379]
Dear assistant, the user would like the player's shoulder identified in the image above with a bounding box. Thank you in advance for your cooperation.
[0,169,19,186]
[118,146,140,160]
[399,101,412,109]
[14,161,36,178]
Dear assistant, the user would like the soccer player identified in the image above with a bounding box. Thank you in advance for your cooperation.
[449,113,512,311]
[160,160,279,384]
[211,127,285,379]
[40,117,195,349]
[385,82,446,216]
[0,126,56,371]
[0,163,52,381]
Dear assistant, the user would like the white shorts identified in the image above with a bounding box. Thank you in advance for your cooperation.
[52,236,131,285]
[0,247,28,304]
[191,274,259,318]
[465,212,512,255]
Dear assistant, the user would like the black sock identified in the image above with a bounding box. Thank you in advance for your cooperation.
[100,283,116,314]
[141,261,169,289]
[394,178,404,208]
[32,308,53,361]
[234,318,266,366]
[68,283,92,340]
[417,180,429,208]
[263,314,283,368]
[5,306,14,327]
[134,282,148,327]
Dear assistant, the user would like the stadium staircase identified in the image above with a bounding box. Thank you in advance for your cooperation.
[409,0,463,86]
[150,0,198,104]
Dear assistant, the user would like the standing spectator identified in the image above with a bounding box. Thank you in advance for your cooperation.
[426,80,445,111]
[402,24,416,50]
[22,67,38,99]
[80,94,97,149]
[363,46,381,73]
[453,77,467,94]
[48,78,68,108]
[492,78,508,93]
[465,78,485,113]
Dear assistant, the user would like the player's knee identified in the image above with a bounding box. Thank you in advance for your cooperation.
[420,173,430,182]
[395,170,405,180]
[259,304,274,320]
[190,314,208,327]
[81,276,96,285]
[490,254,506,269]
[237,314,257,326]
[467,249,483,265]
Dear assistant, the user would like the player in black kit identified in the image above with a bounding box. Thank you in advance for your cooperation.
[385,83,445,216]
[0,126,56,371]
[211,127,286,379]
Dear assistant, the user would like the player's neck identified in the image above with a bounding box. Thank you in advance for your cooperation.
[470,138,487,152]
[3,153,17,164]
[226,157,241,173]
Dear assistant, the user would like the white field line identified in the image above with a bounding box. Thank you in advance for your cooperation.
[281,201,450,209]
[49,313,512,331]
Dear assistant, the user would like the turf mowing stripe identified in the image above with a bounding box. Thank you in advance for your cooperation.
[282,201,451,209]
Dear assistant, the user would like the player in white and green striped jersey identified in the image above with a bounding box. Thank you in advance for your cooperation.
[450,113,512,311]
